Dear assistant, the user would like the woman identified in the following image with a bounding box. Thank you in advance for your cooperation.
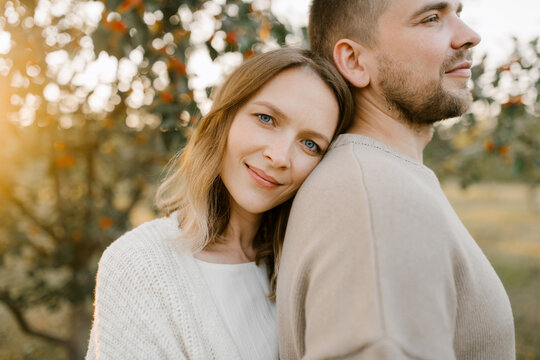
[86,48,353,359]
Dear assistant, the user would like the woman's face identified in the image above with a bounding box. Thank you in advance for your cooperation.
[220,66,340,216]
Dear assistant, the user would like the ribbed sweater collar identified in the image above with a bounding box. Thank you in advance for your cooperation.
[330,134,436,174]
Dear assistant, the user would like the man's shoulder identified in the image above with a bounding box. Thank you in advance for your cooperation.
[297,134,401,199]
[288,138,376,232]
[295,145,362,205]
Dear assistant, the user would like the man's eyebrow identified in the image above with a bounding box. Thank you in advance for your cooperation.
[411,1,463,18]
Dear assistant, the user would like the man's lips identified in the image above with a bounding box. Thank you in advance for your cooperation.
[445,61,472,77]
[245,164,282,189]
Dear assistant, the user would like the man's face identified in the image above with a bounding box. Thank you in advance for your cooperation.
[368,0,481,125]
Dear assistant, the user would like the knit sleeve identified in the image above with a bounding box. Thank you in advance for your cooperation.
[86,236,188,360]
[277,146,457,360]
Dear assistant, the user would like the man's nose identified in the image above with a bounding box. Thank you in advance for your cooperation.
[452,18,481,50]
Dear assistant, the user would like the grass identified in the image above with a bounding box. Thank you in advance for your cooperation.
[444,182,540,360]
[0,182,538,359]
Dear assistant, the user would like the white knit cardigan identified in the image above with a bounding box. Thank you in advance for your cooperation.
[86,215,242,359]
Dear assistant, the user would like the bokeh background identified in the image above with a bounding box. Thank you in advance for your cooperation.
[0,0,538,359]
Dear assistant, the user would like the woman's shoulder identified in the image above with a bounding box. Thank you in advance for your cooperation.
[99,214,185,272]
[111,214,180,250]
[92,215,198,332]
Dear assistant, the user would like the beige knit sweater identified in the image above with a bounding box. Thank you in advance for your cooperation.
[86,215,242,359]
[277,134,515,360]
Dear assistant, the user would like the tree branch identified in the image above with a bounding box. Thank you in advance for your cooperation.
[0,292,69,347]
[0,183,61,243]
[84,137,96,235]
[121,179,145,224]
[50,126,68,236]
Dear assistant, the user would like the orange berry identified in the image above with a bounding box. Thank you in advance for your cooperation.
[55,155,76,168]
[498,145,510,155]
[484,140,495,151]
[161,91,173,103]
[104,20,128,33]
[171,58,186,74]
[99,217,114,229]
[225,31,237,45]
[118,0,141,13]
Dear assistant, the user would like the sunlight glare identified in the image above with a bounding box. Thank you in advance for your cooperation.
[0,31,11,54]
[43,83,61,102]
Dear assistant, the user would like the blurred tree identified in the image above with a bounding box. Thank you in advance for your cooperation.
[0,0,293,358]
[425,37,540,210]
[1,0,538,358]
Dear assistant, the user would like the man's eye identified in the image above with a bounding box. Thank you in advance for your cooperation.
[423,15,439,23]
[257,114,274,124]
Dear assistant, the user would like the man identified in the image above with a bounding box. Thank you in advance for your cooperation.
[276,0,515,359]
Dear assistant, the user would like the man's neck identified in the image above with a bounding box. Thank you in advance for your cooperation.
[347,95,434,163]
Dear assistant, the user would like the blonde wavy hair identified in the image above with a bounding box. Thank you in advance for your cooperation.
[156,48,354,299]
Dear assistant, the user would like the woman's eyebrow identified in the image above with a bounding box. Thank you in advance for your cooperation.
[303,130,331,146]
[252,101,289,121]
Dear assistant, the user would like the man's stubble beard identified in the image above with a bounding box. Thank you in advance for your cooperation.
[377,51,473,126]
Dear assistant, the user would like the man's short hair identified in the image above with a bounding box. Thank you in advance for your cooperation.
[308,0,390,62]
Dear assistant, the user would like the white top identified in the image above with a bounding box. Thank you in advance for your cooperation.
[195,259,278,360]
[86,215,278,360]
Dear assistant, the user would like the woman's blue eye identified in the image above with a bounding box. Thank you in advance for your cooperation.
[303,139,320,153]
[257,114,273,124]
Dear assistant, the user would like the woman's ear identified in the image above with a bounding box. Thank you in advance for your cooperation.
[333,39,371,88]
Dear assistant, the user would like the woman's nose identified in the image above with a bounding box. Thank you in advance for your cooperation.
[263,138,292,168]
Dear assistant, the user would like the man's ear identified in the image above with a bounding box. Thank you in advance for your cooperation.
[333,39,371,88]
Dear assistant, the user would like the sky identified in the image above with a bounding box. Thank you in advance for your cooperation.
[271,0,540,67]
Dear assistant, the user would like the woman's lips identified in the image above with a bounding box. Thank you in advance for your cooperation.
[245,164,281,189]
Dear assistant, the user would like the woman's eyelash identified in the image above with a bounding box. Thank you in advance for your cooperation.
[256,114,274,124]
[254,114,323,155]
[302,139,322,154]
